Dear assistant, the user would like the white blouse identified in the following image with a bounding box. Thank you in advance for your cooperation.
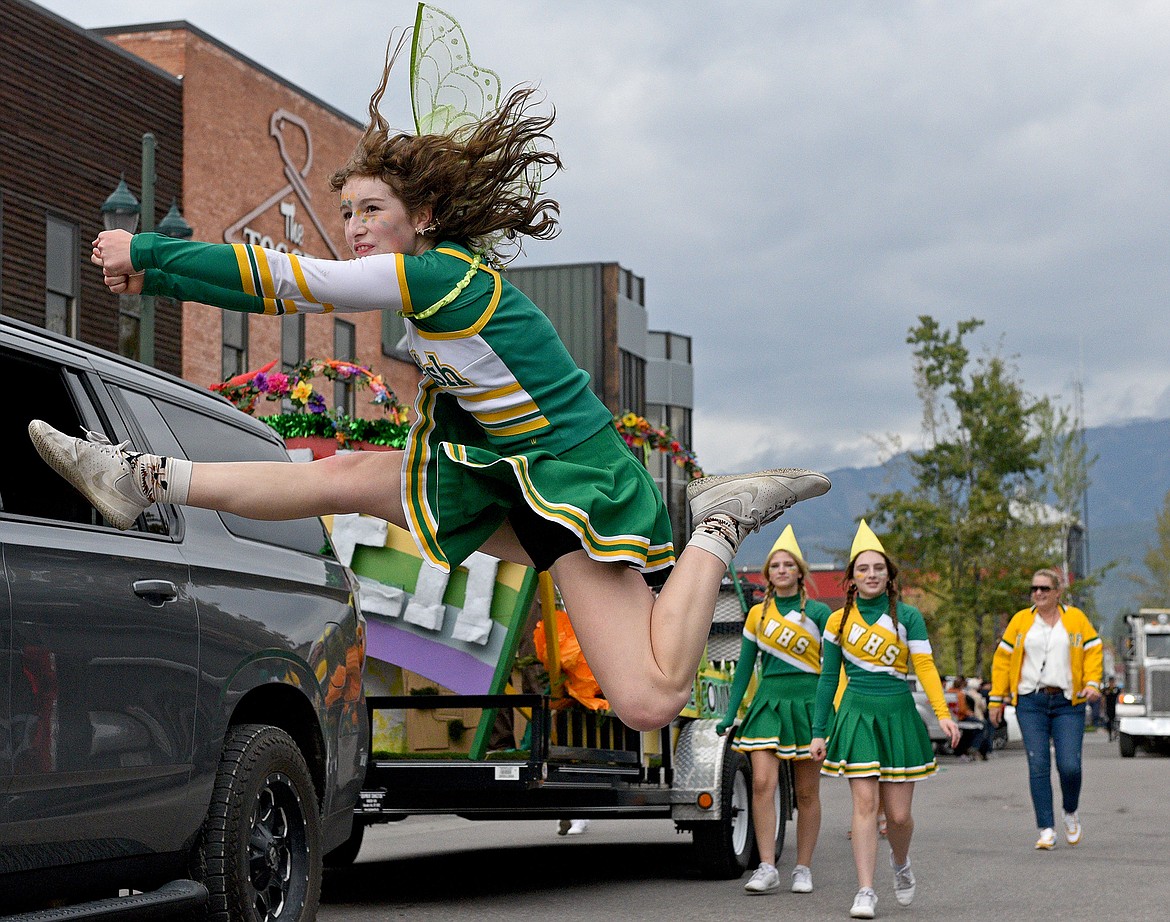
[1019,612,1073,699]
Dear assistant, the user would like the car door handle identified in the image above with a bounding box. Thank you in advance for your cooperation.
[133,579,179,606]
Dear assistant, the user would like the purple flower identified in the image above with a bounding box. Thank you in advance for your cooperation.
[308,393,328,414]
[253,372,268,392]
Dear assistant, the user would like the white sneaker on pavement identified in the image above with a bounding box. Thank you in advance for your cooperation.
[1062,811,1082,845]
[891,855,916,906]
[1035,827,1057,849]
[850,887,878,919]
[28,420,152,530]
[790,864,813,893]
[743,862,781,894]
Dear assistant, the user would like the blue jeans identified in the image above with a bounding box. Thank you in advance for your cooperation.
[1015,691,1086,829]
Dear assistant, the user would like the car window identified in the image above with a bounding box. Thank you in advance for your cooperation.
[0,348,164,532]
[117,388,332,556]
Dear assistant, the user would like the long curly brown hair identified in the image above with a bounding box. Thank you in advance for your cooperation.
[330,41,563,265]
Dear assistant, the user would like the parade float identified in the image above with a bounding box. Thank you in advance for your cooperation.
[212,356,792,877]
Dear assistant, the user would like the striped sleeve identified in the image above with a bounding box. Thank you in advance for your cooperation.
[133,233,403,315]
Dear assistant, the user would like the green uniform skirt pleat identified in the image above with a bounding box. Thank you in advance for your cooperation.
[732,673,820,760]
[821,687,938,782]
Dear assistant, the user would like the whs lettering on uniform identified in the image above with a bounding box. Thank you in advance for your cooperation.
[847,621,901,666]
[761,618,811,656]
[416,351,472,387]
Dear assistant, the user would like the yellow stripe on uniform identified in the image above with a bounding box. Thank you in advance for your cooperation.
[395,254,413,316]
[233,244,258,296]
[287,254,336,312]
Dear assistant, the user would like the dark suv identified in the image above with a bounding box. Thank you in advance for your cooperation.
[0,316,367,919]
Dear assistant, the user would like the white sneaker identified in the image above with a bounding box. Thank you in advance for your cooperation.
[790,864,813,893]
[687,469,831,534]
[891,856,916,906]
[850,887,878,919]
[743,862,781,894]
[1035,827,1057,849]
[1062,811,1082,845]
[565,819,590,836]
[28,420,151,529]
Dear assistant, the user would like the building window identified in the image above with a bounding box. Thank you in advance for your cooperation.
[333,319,356,415]
[45,215,79,337]
[281,313,305,372]
[619,348,645,417]
[222,312,249,380]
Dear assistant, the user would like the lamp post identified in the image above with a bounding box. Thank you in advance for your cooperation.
[100,133,189,367]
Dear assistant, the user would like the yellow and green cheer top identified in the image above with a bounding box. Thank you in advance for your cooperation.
[133,235,613,457]
[719,594,832,730]
[811,594,949,738]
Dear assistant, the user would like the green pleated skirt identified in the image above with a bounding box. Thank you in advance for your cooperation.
[732,673,820,761]
[402,385,676,574]
[821,686,938,782]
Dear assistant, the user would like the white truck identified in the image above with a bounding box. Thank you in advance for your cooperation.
[1118,608,1170,757]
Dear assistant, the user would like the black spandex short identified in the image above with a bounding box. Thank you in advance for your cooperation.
[507,502,672,588]
[507,502,584,572]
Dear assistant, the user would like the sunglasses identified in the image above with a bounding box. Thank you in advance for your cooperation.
[1030,585,1056,593]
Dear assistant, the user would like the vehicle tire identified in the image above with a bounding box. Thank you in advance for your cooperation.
[197,724,322,922]
[692,749,753,879]
[323,818,365,868]
[1119,732,1137,758]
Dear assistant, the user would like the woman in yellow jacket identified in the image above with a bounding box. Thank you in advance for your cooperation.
[989,568,1102,850]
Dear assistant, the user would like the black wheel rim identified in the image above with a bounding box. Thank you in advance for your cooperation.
[249,771,308,920]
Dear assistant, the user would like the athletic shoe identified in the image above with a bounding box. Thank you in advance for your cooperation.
[743,862,781,894]
[1062,811,1082,845]
[1035,827,1057,849]
[687,469,831,551]
[28,420,150,530]
[566,819,591,836]
[556,819,572,836]
[790,864,813,893]
[891,855,916,906]
[849,887,878,919]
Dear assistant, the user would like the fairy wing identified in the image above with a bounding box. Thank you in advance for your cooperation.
[410,3,501,135]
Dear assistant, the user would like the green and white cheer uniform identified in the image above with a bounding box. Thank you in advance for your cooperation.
[721,593,833,760]
[811,594,950,782]
[132,234,675,574]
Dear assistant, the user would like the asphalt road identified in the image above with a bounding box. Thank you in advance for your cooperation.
[319,732,1169,921]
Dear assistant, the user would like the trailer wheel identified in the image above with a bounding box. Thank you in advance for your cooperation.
[197,724,321,922]
[323,819,365,868]
[693,749,753,879]
[1119,732,1137,758]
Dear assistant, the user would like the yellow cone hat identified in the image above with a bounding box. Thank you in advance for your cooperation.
[767,524,805,566]
[849,519,886,563]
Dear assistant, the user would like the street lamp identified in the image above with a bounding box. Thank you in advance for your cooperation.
[100,133,190,366]
[100,176,140,233]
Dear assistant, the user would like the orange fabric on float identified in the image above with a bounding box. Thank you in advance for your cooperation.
[534,610,608,711]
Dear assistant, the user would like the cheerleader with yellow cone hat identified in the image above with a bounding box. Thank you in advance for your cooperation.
[717,525,831,895]
[809,521,958,919]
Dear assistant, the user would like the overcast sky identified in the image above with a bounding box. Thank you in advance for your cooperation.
[37,0,1170,475]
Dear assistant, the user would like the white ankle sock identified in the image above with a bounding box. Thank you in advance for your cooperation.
[688,513,740,566]
[138,455,192,505]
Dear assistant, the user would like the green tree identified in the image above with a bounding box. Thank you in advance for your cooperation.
[1129,488,1170,607]
[868,316,1054,678]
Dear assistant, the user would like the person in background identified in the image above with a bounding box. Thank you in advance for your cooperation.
[717,525,832,895]
[809,521,959,919]
[1102,676,1121,742]
[990,568,1102,850]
